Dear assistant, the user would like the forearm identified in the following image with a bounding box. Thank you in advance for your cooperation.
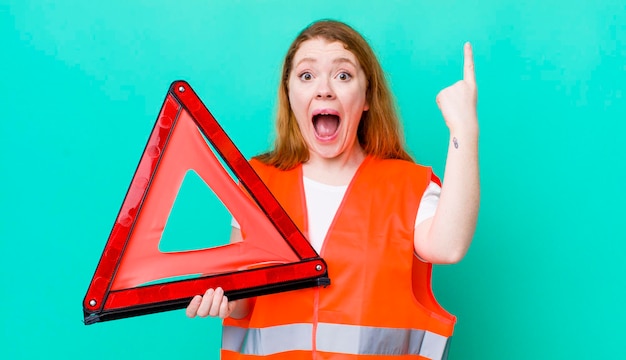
[417,127,480,264]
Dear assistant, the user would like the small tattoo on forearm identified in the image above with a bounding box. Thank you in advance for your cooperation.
[453,137,459,149]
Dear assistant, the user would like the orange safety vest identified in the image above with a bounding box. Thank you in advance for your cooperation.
[222,156,456,360]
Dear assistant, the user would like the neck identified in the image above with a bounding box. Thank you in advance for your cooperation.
[303,146,366,186]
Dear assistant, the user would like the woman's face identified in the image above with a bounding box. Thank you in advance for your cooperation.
[288,38,369,162]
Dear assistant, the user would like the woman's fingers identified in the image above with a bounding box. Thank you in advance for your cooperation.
[219,295,232,319]
[185,295,203,318]
[187,287,233,319]
[196,288,216,317]
[209,287,225,317]
[463,42,476,89]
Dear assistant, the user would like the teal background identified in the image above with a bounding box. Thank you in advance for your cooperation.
[1,0,625,358]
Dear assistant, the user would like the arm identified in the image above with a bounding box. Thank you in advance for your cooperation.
[185,227,252,319]
[414,42,480,264]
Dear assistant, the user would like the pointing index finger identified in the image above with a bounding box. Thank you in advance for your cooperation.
[463,42,476,86]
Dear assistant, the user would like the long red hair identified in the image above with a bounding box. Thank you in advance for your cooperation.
[256,20,413,170]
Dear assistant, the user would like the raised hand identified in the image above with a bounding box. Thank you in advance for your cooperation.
[435,42,478,135]
[413,42,480,264]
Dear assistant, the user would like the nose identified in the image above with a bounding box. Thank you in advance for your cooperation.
[316,78,335,99]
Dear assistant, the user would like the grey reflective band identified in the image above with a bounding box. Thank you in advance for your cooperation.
[221,325,248,353]
[223,323,450,359]
[243,323,312,354]
[316,323,449,358]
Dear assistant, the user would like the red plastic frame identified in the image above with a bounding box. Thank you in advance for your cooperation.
[83,81,329,325]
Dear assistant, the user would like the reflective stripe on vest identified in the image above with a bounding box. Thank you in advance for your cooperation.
[222,323,450,359]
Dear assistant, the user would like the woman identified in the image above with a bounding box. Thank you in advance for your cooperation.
[187,19,479,359]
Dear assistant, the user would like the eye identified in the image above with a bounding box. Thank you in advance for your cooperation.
[337,72,352,81]
[299,72,313,81]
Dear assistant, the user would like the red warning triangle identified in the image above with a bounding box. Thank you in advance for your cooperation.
[83,81,329,325]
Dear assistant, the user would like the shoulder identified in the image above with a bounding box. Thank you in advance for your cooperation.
[249,157,269,171]
[365,157,441,187]
[369,157,433,176]
[248,158,276,181]
[249,158,298,183]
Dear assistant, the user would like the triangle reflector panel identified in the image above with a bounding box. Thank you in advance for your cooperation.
[83,80,329,325]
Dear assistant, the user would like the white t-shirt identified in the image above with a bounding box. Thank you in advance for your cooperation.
[232,177,440,253]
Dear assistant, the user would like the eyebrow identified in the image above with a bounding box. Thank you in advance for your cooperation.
[295,57,357,68]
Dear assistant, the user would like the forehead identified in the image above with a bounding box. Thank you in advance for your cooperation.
[292,38,359,66]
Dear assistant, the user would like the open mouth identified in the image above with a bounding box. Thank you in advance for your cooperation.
[312,113,341,140]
